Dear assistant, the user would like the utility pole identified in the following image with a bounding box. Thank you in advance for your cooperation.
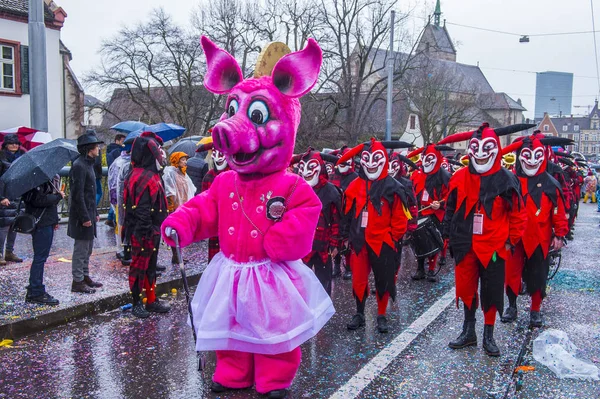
[385,10,395,141]
[28,0,49,132]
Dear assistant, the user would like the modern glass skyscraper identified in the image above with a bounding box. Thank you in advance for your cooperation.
[534,71,573,118]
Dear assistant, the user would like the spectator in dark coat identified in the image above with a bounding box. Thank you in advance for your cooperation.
[68,131,104,294]
[105,134,126,227]
[0,134,25,264]
[106,134,126,168]
[186,149,209,195]
[23,178,65,305]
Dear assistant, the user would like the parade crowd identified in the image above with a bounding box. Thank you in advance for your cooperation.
[0,37,595,399]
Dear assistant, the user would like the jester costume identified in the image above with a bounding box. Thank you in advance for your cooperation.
[407,144,452,282]
[296,149,342,295]
[439,122,531,356]
[201,143,230,261]
[123,132,170,318]
[388,152,419,270]
[330,145,359,279]
[501,135,570,327]
[338,138,412,334]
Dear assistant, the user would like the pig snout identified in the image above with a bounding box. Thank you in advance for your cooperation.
[212,117,260,156]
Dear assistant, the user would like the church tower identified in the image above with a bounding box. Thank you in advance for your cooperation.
[416,0,457,62]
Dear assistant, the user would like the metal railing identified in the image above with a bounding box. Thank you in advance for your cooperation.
[57,167,111,218]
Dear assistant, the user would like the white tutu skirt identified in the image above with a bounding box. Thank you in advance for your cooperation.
[189,252,335,355]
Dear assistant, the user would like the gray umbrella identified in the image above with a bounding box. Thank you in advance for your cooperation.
[0,138,79,199]
[167,136,205,158]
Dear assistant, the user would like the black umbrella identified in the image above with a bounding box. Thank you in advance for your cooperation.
[167,136,205,158]
[0,138,79,199]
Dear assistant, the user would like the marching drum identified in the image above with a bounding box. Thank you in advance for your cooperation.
[411,217,444,259]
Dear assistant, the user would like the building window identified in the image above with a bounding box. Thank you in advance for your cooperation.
[543,124,549,132]
[409,115,416,130]
[0,44,15,91]
[593,121,599,130]
[574,124,579,131]
[585,134,589,141]
[562,125,568,132]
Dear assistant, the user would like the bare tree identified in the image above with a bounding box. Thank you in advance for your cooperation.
[314,0,424,145]
[400,57,480,144]
[86,9,220,135]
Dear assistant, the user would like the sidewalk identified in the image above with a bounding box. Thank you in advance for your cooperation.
[0,223,207,340]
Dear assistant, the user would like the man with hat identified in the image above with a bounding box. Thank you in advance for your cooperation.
[68,130,105,294]
[0,133,26,264]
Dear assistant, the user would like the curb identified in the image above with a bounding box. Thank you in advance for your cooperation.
[0,271,202,341]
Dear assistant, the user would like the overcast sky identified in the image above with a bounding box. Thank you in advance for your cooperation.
[57,0,600,119]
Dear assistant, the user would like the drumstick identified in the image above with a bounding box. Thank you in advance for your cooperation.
[418,199,445,213]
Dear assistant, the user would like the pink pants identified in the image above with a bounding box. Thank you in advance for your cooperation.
[213,347,302,393]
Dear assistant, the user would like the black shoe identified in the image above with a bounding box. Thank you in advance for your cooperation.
[146,299,171,313]
[438,257,447,267]
[132,303,150,318]
[156,265,167,272]
[412,265,426,280]
[501,306,518,323]
[121,259,131,266]
[347,313,366,330]
[566,232,574,241]
[520,281,527,295]
[529,310,543,328]
[210,382,227,393]
[267,389,288,399]
[483,325,500,356]
[343,270,352,280]
[105,219,115,228]
[83,276,103,288]
[71,281,96,294]
[426,269,437,282]
[26,292,59,306]
[332,263,342,278]
[377,315,389,333]
[448,320,477,349]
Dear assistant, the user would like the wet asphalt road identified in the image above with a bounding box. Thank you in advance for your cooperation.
[1,204,600,399]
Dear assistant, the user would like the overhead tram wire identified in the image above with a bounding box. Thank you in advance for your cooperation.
[591,0,600,99]
[446,21,596,38]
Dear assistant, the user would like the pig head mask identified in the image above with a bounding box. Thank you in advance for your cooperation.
[201,36,322,175]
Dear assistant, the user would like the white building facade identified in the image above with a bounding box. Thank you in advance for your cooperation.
[0,0,82,139]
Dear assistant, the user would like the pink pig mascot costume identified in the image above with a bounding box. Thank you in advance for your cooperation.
[161,37,335,399]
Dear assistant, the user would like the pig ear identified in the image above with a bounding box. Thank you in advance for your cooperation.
[272,38,322,98]
[201,36,243,94]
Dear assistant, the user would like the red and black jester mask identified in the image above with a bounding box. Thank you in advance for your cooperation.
[296,149,338,187]
[336,138,414,182]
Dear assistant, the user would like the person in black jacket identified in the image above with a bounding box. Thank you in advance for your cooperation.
[68,131,104,294]
[0,134,25,264]
[105,134,126,228]
[186,149,209,195]
[23,178,65,305]
[106,134,126,168]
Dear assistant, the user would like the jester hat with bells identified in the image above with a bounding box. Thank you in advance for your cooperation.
[336,138,414,218]
[406,144,455,175]
[388,151,418,179]
[331,145,355,174]
[438,122,536,176]
[291,148,339,188]
[502,135,573,208]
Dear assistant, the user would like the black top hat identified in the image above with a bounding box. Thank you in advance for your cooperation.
[77,130,104,147]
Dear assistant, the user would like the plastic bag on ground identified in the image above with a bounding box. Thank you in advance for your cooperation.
[532,329,599,381]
